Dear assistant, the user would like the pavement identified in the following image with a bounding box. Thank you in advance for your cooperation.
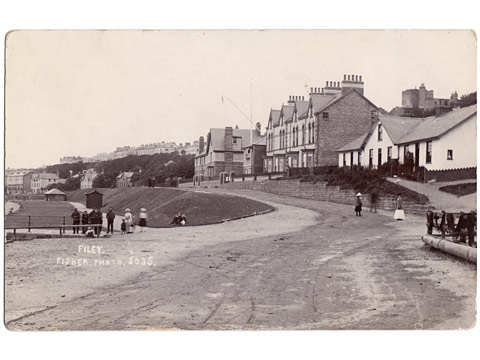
[387,177,477,212]
[5,189,476,330]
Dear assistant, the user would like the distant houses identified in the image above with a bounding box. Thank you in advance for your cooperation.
[80,169,98,189]
[5,170,62,194]
[336,104,477,181]
[31,173,61,194]
[116,172,134,188]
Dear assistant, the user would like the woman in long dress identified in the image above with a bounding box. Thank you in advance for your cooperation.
[394,195,405,220]
[138,208,147,232]
[124,208,134,233]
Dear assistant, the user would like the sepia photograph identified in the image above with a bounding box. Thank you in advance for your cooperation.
[3,29,477,334]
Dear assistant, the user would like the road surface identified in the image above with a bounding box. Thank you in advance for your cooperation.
[5,189,476,330]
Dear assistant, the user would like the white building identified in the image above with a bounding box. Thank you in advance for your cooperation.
[336,104,477,180]
[81,169,98,189]
[116,172,134,188]
[31,173,61,194]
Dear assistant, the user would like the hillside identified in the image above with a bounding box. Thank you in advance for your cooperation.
[67,187,273,227]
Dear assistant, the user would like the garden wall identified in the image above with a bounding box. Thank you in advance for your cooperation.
[224,180,430,215]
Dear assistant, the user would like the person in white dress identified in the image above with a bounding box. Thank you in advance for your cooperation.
[124,208,134,233]
[394,195,405,220]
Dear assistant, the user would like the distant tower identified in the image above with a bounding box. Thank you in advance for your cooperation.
[450,91,458,105]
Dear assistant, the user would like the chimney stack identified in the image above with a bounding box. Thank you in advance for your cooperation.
[199,136,205,154]
[255,122,261,136]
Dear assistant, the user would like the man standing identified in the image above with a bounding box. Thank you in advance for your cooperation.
[89,209,97,235]
[71,208,81,234]
[95,209,103,236]
[106,207,115,234]
[81,211,89,234]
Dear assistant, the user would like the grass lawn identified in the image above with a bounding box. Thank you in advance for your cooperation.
[5,201,75,227]
[439,182,477,197]
[68,187,274,227]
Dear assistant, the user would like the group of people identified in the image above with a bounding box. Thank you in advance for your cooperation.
[427,209,476,247]
[170,213,187,226]
[71,207,148,236]
[354,192,405,220]
[71,208,103,235]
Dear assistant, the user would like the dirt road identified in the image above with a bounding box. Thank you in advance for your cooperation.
[5,189,476,330]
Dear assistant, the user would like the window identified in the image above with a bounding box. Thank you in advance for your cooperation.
[358,152,362,166]
[378,124,383,141]
[302,125,305,145]
[369,149,373,168]
[233,138,238,144]
[343,153,346,167]
[387,146,392,162]
[285,129,288,149]
[378,148,382,166]
[426,141,432,163]
[322,112,329,119]
[371,110,378,120]
[350,152,354,166]
[447,149,453,160]
[308,124,311,144]
[292,128,296,147]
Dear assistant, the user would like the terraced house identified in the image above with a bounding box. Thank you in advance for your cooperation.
[265,74,379,172]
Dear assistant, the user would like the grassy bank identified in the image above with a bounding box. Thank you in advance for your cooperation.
[67,187,274,227]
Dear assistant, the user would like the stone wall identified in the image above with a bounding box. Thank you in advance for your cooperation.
[225,179,429,215]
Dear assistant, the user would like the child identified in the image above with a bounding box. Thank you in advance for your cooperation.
[121,218,127,235]
[355,193,362,217]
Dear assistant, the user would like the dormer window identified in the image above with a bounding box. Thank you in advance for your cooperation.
[378,124,383,141]
[322,112,329,119]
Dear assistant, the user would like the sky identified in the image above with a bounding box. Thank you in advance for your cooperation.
[5,30,477,169]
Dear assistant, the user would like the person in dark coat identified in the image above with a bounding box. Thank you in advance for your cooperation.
[106,207,115,234]
[81,211,89,234]
[467,211,476,247]
[355,193,362,216]
[71,208,81,234]
[94,209,103,235]
[369,191,378,213]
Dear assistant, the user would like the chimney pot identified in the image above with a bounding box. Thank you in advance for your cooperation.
[351,74,354,81]
[310,87,313,93]
[348,75,350,81]
[344,74,346,80]
[359,75,362,81]
[355,75,358,81]
[325,81,328,87]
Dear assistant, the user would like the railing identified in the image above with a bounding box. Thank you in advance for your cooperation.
[5,215,74,233]
[4,224,103,238]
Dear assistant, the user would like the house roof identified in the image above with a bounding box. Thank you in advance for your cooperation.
[310,90,378,115]
[242,136,267,148]
[278,105,294,126]
[37,173,59,180]
[379,115,427,143]
[295,100,310,120]
[205,128,263,153]
[269,109,281,127]
[310,94,339,114]
[85,190,104,195]
[116,172,134,179]
[44,189,66,195]
[336,133,370,152]
[397,104,477,144]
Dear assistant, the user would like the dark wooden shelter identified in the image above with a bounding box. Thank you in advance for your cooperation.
[85,190,104,209]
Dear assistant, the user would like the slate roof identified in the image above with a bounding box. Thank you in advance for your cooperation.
[336,133,370,152]
[379,115,427,143]
[397,104,477,144]
[116,172,134,179]
[279,105,294,125]
[208,128,262,152]
[310,94,339,114]
[270,109,281,127]
[242,136,267,148]
[294,100,310,120]
[37,173,59,180]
